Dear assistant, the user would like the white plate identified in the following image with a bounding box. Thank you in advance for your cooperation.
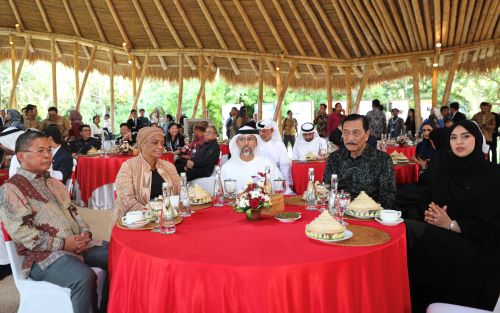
[375,217,404,226]
[306,230,353,243]
[275,214,302,223]
[122,220,149,229]
[345,210,380,220]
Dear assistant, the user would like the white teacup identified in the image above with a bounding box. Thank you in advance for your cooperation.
[121,211,145,224]
[380,210,402,222]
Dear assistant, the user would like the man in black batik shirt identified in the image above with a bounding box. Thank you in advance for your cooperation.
[323,114,396,209]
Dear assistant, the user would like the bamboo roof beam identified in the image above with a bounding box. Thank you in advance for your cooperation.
[403,0,423,50]
[76,47,97,112]
[366,0,398,53]
[132,55,149,110]
[197,0,239,75]
[10,35,16,108]
[447,0,459,46]
[172,0,215,72]
[398,0,418,50]
[466,0,486,43]
[470,0,499,41]
[213,0,258,75]
[434,0,442,45]
[479,0,499,40]
[269,0,317,78]
[422,0,434,49]
[352,0,391,54]
[454,0,469,45]
[152,0,196,70]
[176,54,184,122]
[199,55,207,118]
[83,0,116,65]
[459,0,477,44]
[8,38,30,108]
[442,52,460,105]
[73,43,79,99]
[441,0,451,46]
[411,57,422,129]
[34,0,62,57]
[326,64,332,114]
[372,0,411,51]
[410,0,428,49]
[192,56,214,118]
[7,0,34,53]
[274,63,298,121]
[335,0,372,55]
[353,61,373,113]
[431,66,438,108]
[311,0,352,57]
[131,0,167,70]
[330,0,361,57]
[233,0,276,76]
[51,39,57,107]
[387,0,412,51]
[345,67,352,114]
[349,1,384,55]
[391,62,399,71]
[105,0,141,69]
[62,0,91,59]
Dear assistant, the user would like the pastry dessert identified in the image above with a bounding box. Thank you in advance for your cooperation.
[305,151,317,161]
[390,151,409,164]
[188,184,212,204]
[348,191,381,217]
[306,211,346,240]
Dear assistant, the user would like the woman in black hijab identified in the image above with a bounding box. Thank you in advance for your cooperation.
[406,120,500,312]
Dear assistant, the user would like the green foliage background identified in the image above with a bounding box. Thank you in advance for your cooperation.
[0,61,498,135]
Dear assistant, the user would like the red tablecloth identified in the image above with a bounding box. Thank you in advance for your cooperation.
[76,153,174,206]
[394,163,420,185]
[291,160,326,195]
[109,204,411,313]
[219,143,230,155]
[386,146,416,159]
[0,169,8,186]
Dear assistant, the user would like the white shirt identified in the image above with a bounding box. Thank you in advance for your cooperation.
[292,136,327,160]
[259,139,293,193]
[221,155,284,193]
[90,123,104,141]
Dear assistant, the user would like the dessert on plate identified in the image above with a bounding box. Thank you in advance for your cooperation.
[305,211,346,240]
[304,151,317,161]
[347,191,382,217]
[188,184,212,205]
[390,151,409,164]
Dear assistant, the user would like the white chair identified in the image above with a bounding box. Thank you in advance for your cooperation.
[1,223,106,313]
[427,296,500,313]
[65,158,78,196]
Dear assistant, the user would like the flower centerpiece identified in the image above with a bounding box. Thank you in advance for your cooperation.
[120,140,134,155]
[396,135,408,147]
[233,173,272,221]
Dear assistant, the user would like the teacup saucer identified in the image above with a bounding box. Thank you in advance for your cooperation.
[375,217,404,226]
[123,220,149,229]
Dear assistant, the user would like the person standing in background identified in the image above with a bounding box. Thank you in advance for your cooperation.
[314,103,329,138]
[42,107,71,138]
[90,115,104,143]
[327,102,345,137]
[366,99,387,140]
[103,113,113,141]
[282,110,298,149]
[138,108,150,127]
[226,107,238,139]
[472,102,496,162]
[23,104,42,130]
[490,105,499,164]
[449,102,467,123]
[404,108,416,138]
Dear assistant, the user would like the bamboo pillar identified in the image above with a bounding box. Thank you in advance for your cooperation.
[10,35,16,108]
[110,56,115,135]
[353,63,372,113]
[431,66,438,108]
[51,39,58,108]
[131,58,137,101]
[191,56,214,118]
[412,57,422,130]
[176,54,184,121]
[199,55,207,118]
[76,47,97,111]
[257,58,263,121]
[345,66,352,114]
[326,65,332,114]
[132,55,149,110]
[8,39,31,108]
[73,43,79,99]
[275,65,282,132]
[442,52,460,106]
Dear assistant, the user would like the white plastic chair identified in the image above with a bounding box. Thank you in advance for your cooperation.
[65,158,78,196]
[1,223,106,313]
[427,295,500,313]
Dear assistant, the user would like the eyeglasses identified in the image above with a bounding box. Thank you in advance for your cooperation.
[204,131,216,135]
[20,148,52,156]
[422,129,432,132]
[237,136,257,143]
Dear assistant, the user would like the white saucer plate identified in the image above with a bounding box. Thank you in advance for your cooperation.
[275,215,302,223]
[122,220,149,229]
[306,230,353,243]
[345,210,380,220]
[375,217,404,226]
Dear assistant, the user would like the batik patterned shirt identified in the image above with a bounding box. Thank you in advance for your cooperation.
[366,109,387,139]
[323,145,396,209]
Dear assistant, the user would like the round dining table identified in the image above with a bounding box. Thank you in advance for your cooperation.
[0,169,9,186]
[386,145,417,159]
[108,203,411,313]
[291,160,326,194]
[75,153,174,209]
[394,163,420,184]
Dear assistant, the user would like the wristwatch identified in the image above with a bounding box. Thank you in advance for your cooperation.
[448,220,456,231]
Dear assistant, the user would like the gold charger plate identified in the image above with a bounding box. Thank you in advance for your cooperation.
[191,202,212,211]
[116,216,183,230]
[285,195,306,206]
[327,225,391,247]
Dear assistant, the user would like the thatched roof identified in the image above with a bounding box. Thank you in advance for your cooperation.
[0,0,499,89]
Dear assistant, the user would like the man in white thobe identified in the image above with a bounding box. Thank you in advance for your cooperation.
[221,126,284,192]
[292,122,328,160]
[256,119,293,194]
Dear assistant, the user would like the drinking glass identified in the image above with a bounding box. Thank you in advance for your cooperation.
[318,148,326,160]
[224,179,237,205]
[316,184,329,211]
[272,179,286,194]
[337,191,351,226]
